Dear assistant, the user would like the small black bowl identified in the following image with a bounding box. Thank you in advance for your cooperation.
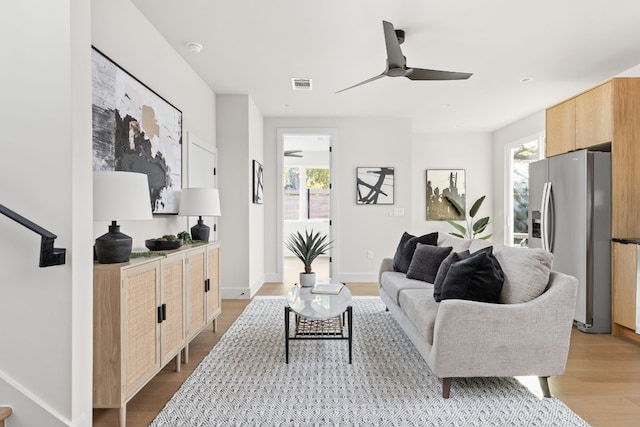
[145,239,183,251]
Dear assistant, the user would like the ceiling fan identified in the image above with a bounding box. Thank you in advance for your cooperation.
[284,150,303,158]
[336,20,472,93]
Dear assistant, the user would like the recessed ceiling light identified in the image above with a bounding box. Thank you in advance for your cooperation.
[520,77,533,83]
[186,42,203,54]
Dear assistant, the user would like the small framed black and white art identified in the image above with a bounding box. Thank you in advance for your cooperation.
[356,167,394,205]
[253,160,264,204]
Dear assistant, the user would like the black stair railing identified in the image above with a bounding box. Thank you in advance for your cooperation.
[0,204,66,267]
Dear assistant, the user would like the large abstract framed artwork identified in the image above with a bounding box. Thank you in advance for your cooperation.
[253,160,264,204]
[91,47,182,214]
[356,167,394,205]
[426,169,465,220]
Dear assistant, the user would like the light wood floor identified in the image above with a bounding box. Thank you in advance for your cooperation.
[93,263,640,427]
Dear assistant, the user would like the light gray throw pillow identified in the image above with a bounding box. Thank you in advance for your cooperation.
[495,247,554,304]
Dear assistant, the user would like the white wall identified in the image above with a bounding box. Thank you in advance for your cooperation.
[248,98,265,295]
[91,0,217,248]
[412,132,494,242]
[217,95,265,298]
[491,111,545,246]
[264,118,413,282]
[0,0,93,426]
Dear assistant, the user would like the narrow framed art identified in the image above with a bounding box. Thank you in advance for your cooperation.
[426,169,465,220]
[356,167,394,205]
[91,47,183,214]
[253,160,264,204]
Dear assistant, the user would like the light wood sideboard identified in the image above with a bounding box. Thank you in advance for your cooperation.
[93,241,221,426]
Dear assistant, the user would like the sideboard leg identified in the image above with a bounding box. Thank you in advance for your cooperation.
[119,403,126,427]
[175,351,181,372]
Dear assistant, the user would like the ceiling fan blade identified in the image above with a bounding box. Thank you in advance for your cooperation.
[336,73,386,93]
[406,67,472,81]
[382,21,405,69]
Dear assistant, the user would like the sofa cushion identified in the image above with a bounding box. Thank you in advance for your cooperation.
[406,244,452,283]
[439,249,504,303]
[437,234,473,252]
[380,271,432,305]
[393,232,438,273]
[433,249,470,301]
[469,238,493,253]
[495,247,553,304]
[398,288,440,345]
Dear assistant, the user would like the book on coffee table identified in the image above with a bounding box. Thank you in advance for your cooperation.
[311,282,344,295]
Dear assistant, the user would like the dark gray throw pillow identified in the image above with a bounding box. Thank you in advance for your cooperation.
[406,244,452,283]
[392,232,438,273]
[439,248,504,303]
[433,249,470,302]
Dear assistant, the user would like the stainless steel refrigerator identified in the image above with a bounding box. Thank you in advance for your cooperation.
[528,149,611,333]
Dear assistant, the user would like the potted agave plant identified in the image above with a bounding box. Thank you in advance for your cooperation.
[285,229,333,287]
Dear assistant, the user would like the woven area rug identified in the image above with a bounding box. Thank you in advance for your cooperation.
[151,297,589,426]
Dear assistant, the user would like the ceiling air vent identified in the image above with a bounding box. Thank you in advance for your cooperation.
[291,78,312,90]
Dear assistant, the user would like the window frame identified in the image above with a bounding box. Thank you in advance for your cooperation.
[503,132,545,247]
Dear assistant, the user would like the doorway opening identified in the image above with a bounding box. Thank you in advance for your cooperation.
[277,129,336,285]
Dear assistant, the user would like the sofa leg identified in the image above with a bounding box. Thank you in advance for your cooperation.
[538,376,551,398]
[442,378,451,398]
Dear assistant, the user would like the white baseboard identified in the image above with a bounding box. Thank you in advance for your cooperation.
[336,273,378,283]
[0,370,90,427]
[221,287,251,299]
[264,273,281,283]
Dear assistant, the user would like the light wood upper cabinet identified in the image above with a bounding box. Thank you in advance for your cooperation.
[576,81,613,149]
[546,98,576,157]
[612,242,637,331]
[611,78,640,237]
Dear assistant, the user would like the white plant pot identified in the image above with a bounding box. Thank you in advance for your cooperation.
[299,272,316,287]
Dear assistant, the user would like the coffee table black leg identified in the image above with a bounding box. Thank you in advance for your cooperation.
[347,306,353,364]
[285,306,290,364]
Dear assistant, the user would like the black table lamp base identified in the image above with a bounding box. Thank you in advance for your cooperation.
[191,217,210,242]
[95,221,133,263]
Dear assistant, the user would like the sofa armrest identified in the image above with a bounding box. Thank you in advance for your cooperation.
[428,271,578,378]
[379,258,394,284]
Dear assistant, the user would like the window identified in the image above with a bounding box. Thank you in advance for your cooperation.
[505,133,545,247]
[283,167,330,220]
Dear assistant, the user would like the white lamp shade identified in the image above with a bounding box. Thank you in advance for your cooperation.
[179,188,221,217]
[93,171,153,221]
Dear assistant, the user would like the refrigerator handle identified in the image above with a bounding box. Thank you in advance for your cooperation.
[540,182,548,251]
[543,182,553,252]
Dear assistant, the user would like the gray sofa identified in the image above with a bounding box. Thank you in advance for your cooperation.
[378,235,578,398]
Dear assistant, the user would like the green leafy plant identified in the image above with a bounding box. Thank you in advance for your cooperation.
[445,195,491,240]
[177,231,195,244]
[285,229,333,273]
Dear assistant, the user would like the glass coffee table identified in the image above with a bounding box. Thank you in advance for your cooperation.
[285,282,353,364]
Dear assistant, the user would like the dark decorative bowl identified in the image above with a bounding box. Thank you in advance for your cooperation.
[145,239,183,251]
